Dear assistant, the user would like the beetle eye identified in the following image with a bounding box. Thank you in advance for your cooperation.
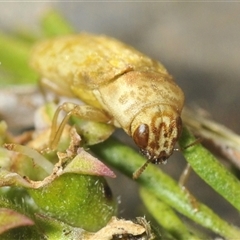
[133,124,149,149]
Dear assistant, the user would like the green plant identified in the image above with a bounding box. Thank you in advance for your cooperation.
[0,10,240,239]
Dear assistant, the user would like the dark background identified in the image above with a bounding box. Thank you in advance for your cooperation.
[1,1,240,232]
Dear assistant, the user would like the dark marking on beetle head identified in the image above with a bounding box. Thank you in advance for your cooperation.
[133,115,182,164]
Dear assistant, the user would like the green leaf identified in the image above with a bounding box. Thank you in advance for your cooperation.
[34,214,85,240]
[72,117,115,146]
[28,173,117,232]
[140,187,201,240]
[63,149,116,177]
[179,126,240,211]
[41,10,74,37]
[0,208,34,235]
[0,32,38,86]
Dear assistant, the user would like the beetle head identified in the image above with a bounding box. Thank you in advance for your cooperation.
[131,105,182,166]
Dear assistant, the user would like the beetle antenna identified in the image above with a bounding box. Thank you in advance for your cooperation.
[183,138,202,149]
[132,158,152,179]
[174,138,202,152]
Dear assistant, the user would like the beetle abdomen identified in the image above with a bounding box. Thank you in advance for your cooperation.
[31,33,168,90]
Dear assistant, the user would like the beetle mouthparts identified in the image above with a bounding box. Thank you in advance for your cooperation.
[140,148,169,164]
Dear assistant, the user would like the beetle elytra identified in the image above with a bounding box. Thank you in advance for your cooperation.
[31,33,184,178]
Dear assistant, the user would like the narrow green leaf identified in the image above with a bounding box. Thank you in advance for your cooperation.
[140,187,201,240]
[0,33,38,86]
[179,126,240,211]
[41,10,74,37]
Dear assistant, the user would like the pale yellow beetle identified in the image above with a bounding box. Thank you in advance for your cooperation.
[31,33,184,177]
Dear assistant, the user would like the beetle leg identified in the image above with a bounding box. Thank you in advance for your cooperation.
[178,164,199,211]
[178,163,191,186]
[49,102,111,150]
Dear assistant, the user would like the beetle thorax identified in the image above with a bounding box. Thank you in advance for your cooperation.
[130,105,182,164]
